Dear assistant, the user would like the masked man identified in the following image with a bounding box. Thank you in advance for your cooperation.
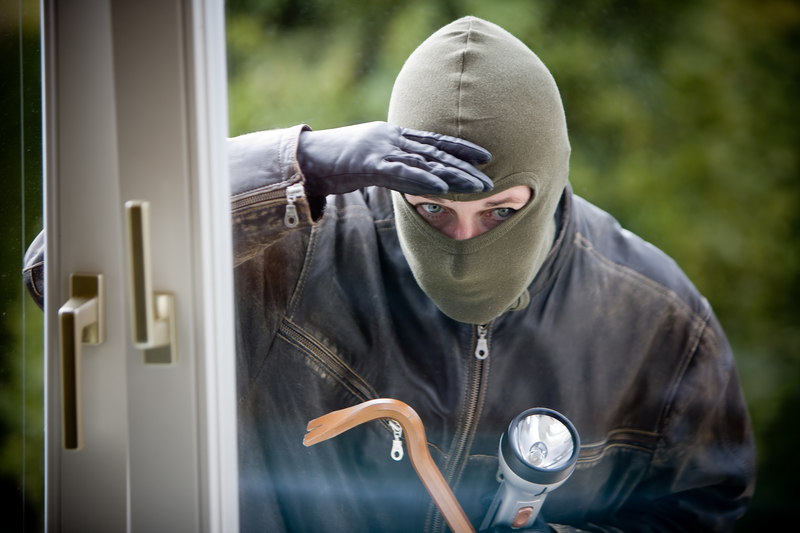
[26,16,755,533]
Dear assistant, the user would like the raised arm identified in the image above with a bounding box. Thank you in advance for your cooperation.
[24,122,492,302]
[230,122,491,266]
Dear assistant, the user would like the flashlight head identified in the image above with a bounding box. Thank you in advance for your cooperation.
[501,408,580,487]
[480,408,581,530]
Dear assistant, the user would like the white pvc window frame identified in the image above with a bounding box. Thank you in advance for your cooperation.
[42,1,238,530]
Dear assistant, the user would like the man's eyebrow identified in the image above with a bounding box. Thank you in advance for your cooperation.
[483,195,527,207]
[412,194,527,206]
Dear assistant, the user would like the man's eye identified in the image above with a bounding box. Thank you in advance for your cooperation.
[492,207,514,219]
[421,204,444,214]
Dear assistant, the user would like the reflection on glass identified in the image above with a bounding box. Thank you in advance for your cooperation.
[1,0,45,530]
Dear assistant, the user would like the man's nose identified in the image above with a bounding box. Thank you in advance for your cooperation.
[448,217,483,240]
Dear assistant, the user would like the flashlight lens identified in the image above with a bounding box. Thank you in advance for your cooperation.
[514,414,574,470]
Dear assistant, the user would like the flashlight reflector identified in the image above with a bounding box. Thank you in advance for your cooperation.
[513,413,574,470]
[501,408,579,486]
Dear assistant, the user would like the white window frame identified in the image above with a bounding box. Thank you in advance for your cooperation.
[42,1,238,530]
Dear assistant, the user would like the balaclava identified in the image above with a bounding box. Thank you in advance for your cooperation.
[388,17,571,325]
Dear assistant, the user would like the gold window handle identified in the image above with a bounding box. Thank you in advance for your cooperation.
[125,200,176,364]
[58,273,104,450]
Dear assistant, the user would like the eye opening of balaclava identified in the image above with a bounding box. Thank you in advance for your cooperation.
[388,16,571,325]
[397,175,539,254]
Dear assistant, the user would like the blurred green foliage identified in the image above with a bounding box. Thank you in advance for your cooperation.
[227,0,799,529]
[0,0,44,530]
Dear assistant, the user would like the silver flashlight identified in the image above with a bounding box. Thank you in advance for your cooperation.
[480,408,580,530]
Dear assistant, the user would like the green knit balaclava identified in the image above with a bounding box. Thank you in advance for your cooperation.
[388,17,571,325]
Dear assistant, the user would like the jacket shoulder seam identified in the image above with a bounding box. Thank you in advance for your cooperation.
[574,231,706,323]
[657,308,713,434]
[574,231,714,436]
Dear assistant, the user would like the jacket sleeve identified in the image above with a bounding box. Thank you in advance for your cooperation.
[21,125,322,310]
[229,124,336,410]
[551,312,756,533]
[229,124,323,267]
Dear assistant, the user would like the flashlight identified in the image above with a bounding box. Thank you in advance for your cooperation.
[480,408,580,530]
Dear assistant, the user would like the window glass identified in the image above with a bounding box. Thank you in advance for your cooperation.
[0,1,44,530]
[224,1,798,529]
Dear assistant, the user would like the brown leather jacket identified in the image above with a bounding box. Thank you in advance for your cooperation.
[229,127,755,532]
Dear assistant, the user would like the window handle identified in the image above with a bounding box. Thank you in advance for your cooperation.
[58,274,104,450]
[125,200,177,364]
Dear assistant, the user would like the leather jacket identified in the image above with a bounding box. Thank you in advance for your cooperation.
[231,127,756,532]
[22,126,755,532]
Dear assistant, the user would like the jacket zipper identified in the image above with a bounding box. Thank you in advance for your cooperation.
[230,180,305,229]
[450,323,490,476]
[389,420,404,461]
[428,322,491,533]
[279,320,404,461]
[475,324,489,359]
[283,183,304,227]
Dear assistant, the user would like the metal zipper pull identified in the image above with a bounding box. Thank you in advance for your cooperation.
[388,420,404,461]
[475,324,489,359]
[284,183,305,228]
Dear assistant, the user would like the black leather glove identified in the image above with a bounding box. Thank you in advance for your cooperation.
[296,121,493,197]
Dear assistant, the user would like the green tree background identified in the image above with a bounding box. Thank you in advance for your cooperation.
[0,0,45,531]
[0,0,797,530]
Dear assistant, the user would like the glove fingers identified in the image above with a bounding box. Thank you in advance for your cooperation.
[400,128,492,165]
[397,137,493,192]
[368,161,460,196]
[384,155,486,194]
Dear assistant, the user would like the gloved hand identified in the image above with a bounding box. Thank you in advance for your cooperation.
[296,121,493,197]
